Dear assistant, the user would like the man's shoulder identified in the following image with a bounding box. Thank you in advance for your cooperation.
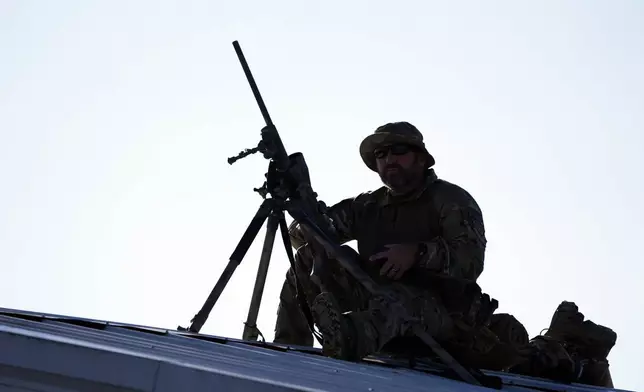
[339,179,479,207]
[431,178,475,200]
[429,178,482,210]
[327,187,387,214]
[352,186,389,206]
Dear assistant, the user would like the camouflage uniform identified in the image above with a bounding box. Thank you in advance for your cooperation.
[273,122,617,387]
[274,169,505,364]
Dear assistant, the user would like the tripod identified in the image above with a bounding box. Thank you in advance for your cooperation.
[178,196,284,339]
[178,40,321,341]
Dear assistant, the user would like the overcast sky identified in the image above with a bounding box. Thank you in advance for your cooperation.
[1,1,642,390]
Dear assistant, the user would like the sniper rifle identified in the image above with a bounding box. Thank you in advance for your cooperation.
[179,40,486,387]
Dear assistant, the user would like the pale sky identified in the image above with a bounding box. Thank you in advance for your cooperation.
[1,1,642,390]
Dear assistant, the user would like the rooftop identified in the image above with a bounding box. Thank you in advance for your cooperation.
[0,307,632,392]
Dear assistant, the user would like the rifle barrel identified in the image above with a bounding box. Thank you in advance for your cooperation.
[233,41,273,127]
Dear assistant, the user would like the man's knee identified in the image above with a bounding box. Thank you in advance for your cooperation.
[488,313,529,348]
[284,244,314,284]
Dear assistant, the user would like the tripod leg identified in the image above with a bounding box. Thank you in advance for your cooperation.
[242,211,279,341]
[276,213,324,345]
[182,199,274,333]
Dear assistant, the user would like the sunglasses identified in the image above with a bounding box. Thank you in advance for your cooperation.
[373,144,413,159]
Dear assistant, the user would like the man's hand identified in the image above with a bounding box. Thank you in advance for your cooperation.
[368,243,418,280]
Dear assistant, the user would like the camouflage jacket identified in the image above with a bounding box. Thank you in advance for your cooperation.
[290,169,487,282]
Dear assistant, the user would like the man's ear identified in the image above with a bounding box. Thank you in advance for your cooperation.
[415,151,427,167]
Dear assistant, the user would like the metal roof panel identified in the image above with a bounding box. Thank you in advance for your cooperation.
[0,307,633,392]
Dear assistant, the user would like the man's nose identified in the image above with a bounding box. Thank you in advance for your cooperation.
[384,152,397,163]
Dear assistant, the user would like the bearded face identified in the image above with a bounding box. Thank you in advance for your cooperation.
[374,144,427,194]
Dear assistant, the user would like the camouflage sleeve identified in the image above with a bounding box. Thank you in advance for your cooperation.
[288,197,357,250]
[415,193,487,281]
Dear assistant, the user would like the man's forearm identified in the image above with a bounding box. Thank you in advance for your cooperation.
[414,238,484,281]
